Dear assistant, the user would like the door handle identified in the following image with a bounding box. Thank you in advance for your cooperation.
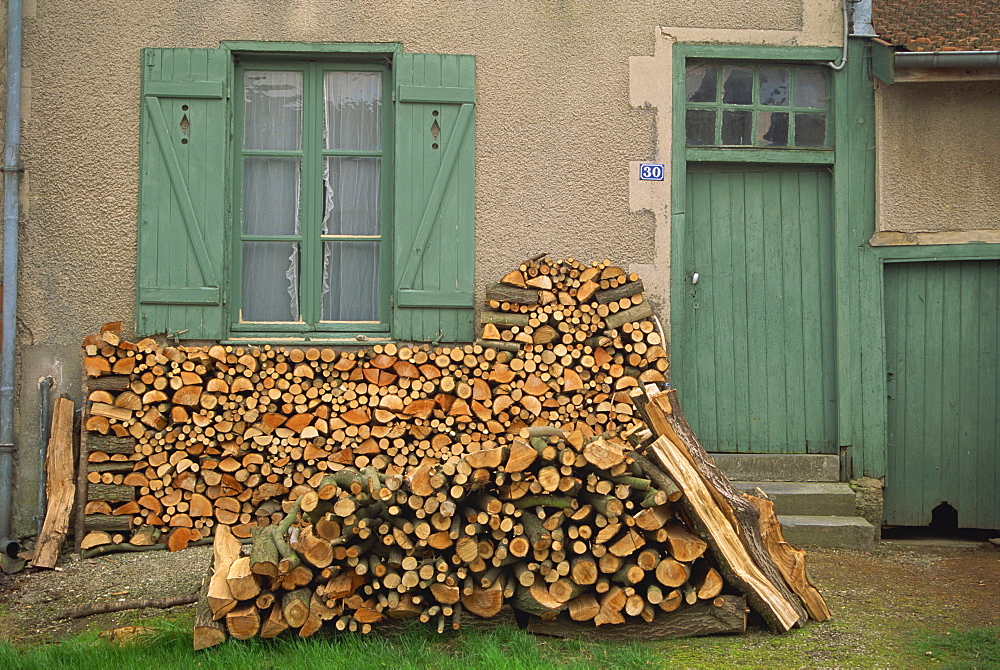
[691,272,700,286]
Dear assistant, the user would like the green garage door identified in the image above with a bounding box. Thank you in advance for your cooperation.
[677,165,838,454]
[884,260,1000,529]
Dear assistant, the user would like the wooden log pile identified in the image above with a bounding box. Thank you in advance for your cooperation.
[75,257,827,646]
[194,427,747,647]
[78,259,666,552]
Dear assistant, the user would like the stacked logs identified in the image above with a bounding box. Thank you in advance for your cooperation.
[194,426,740,648]
[79,258,668,552]
[78,257,827,645]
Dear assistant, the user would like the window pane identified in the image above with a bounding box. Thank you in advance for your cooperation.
[795,112,827,147]
[686,65,718,103]
[322,241,380,321]
[243,71,302,151]
[722,66,753,104]
[324,71,382,151]
[686,110,716,145]
[242,241,299,321]
[794,68,827,108]
[759,68,789,106]
[242,157,300,236]
[757,112,788,146]
[322,157,381,236]
[721,110,752,145]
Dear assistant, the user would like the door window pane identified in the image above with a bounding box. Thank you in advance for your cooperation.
[322,157,381,236]
[722,110,752,145]
[242,157,300,236]
[759,68,789,106]
[322,241,380,321]
[242,241,299,321]
[722,66,753,104]
[324,72,382,151]
[243,71,302,151]
[794,113,826,147]
[686,65,718,103]
[686,110,716,145]
[757,111,789,147]
[794,68,827,108]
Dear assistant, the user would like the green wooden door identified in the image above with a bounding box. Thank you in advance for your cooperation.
[884,260,1000,529]
[676,164,838,454]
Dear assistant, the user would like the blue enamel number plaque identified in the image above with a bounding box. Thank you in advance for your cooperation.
[639,163,664,181]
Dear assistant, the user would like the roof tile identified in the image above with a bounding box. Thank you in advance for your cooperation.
[873,0,1000,51]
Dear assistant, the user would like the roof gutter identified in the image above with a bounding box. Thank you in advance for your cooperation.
[894,51,1000,68]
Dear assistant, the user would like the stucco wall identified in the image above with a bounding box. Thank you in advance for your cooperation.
[3,0,841,535]
[876,81,1000,236]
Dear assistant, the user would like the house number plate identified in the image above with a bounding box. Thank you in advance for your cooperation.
[639,163,664,181]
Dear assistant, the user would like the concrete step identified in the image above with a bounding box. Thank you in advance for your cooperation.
[711,453,840,482]
[732,481,857,516]
[778,515,875,551]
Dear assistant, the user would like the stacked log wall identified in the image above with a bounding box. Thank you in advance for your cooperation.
[78,258,668,553]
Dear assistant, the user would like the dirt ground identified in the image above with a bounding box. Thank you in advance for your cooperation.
[0,538,997,652]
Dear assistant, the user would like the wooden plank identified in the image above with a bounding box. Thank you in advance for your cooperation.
[727,172,751,452]
[33,397,76,569]
[742,171,768,451]
[779,170,806,452]
[647,433,804,631]
[527,595,746,639]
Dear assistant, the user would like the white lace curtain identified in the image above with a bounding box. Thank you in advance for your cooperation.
[240,69,382,324]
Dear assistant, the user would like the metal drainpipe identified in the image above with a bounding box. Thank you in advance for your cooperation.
[36,377,53,537]
[0,0,24,549]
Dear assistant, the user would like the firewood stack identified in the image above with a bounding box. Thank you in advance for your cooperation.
[79,258,666,552]
[193,426,745,648]
[77,257,827,647]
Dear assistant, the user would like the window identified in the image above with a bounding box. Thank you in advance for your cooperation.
[137,45,476,343]
[233,62,390,335]
[685,62,830,148]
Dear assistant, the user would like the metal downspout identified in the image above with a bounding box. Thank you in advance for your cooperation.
[0,0,24,545]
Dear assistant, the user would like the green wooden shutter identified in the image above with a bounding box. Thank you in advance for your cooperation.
[137,48,228,339]
[393,53,476,342]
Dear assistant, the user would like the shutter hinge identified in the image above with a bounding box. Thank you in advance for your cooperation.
[389,300,395,308]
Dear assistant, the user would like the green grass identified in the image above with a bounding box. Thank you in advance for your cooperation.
[916,627,1000,669]
[0,620,662,670]
[4,618,997,670]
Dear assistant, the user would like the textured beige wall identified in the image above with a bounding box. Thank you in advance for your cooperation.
[876,81,1000,235]
[4,0,840,534]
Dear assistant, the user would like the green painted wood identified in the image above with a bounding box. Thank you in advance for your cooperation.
[393,52,476,342]
[222,41,402,56]
[229,60,392,336]
[686,148,835,164]
[835,40,881,480]
[672,45,842,62]
[679,166,837,453]
[870,40,895,85]
[884,260,1000,529]
[137,47,228,339]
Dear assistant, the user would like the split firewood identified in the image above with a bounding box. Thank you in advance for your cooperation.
[78,257,823,644]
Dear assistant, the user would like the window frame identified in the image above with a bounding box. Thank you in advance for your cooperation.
[684,61,833,150]
[136,42,476,345]
[230,58,394,337]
